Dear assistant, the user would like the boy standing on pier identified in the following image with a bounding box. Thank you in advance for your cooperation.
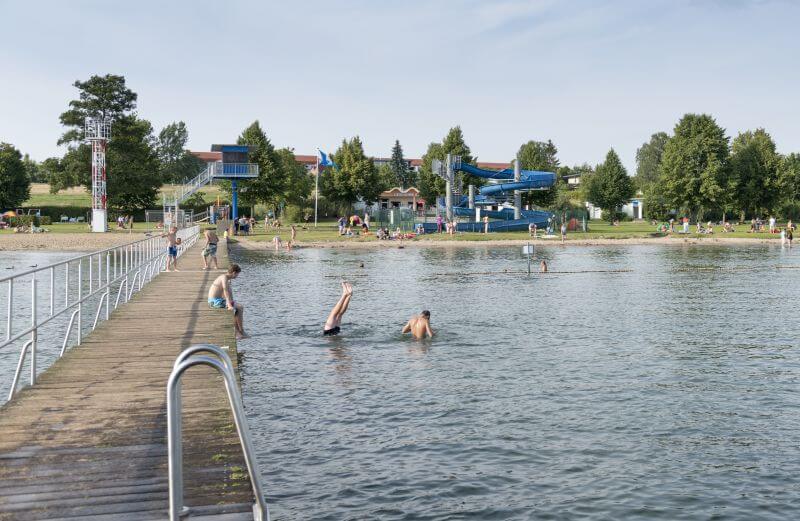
[208,264,248,340]
[164,226,179,271]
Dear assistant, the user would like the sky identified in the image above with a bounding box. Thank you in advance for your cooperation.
[1,0,798,173]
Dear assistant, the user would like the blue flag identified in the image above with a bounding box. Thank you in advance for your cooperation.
[318,149,336,168]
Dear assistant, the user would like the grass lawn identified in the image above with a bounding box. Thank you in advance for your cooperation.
[23,183,224,208]
[0,222,160,234]
[237,220,782,244]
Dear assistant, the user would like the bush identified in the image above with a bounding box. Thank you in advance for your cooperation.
[282,205,307,224]
[8,215,38,227]
[601,210,631,222]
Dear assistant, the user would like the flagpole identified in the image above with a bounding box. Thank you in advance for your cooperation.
[314,153,319,228]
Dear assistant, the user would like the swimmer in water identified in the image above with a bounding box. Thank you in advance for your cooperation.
[323,281,352,336]
[402,310,434,339]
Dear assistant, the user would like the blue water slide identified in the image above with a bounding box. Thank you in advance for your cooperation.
[455,162,557,189]
[423,161,557,233]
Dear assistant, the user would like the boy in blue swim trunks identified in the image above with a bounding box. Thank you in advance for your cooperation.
[208,264,248,339]
[164,226,179,271]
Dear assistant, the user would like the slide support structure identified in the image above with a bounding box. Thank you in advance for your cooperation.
[445,153,453,221]
[514,155,521,220]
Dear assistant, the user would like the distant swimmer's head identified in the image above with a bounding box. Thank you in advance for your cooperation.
[421,310,431,319]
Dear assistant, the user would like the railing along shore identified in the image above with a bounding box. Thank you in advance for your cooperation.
[0,225,200,401]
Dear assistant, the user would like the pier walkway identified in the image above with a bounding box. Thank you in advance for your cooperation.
[0,241,255,521]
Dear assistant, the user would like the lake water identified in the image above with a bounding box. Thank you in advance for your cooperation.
[233,243,800,520]
[0,250,111,400]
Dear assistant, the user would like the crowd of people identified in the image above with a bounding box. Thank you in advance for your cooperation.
[654,216,795,244]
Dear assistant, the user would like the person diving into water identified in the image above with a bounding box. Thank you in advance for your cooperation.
[323,281,353,336]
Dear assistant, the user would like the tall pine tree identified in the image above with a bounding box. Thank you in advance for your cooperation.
[389,140,413,188]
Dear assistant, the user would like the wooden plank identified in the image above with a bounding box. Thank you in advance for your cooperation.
[0,240,255,520]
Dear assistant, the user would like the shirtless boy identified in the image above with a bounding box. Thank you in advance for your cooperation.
[164,226,179,271]
[202,227,219,270]
[402,310,434,339]
[208,264,248,339]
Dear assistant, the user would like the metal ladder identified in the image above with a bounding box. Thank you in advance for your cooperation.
[167,344,270,521]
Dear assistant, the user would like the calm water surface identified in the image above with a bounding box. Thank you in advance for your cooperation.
[235,243,800,520]
[0,250,106,400]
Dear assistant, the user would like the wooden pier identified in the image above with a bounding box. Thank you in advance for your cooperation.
[0,241,255,520]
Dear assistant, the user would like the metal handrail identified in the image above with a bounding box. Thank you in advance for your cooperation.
[167,344,269,521]
[2,226,200,401]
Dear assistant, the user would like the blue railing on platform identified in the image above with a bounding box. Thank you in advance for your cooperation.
[212,162,259,178]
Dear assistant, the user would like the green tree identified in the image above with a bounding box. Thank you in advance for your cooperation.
[389,140,414,188]
[320,136,382,210]
[0,143,30,209]
[103,116,161,212]
[778,153,800,219]
[729,128,781,219]
[21,154,46,183]
[586,148,635,222]
[417,142,446,203]
[275,148,313,208]
[220,121,283,209]
[377,163,397,192]
[39,157,63,185]
[417,126,477,203]
[635,132,668,190]
[58,74,137,145]
[50,74,160,213]
[518,139,560,208]
[156,121,204,184]
[659,113,730,221]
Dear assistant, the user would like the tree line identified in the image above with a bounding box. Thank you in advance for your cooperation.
[4,76,798,223]
[636,113,800,222]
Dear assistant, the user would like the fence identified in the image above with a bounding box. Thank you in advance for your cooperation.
[0,226,200,403]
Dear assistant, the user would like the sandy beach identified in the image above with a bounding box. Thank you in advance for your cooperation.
[0,233,151,251]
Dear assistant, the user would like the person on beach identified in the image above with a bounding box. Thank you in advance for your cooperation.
[364,212,370,230]
[769,216,776,233]
[483,215,489,234]
[290,224,297,244]
[787,226,793,247]
[164,226,179,271]
[560,222,567,243]
[529,223,537,238]
[272,235,282,251]
[402,310,434,339]
[324,282,352,336]
[201,227,219,270]
[208,264,248,339]
[437,214,443,233]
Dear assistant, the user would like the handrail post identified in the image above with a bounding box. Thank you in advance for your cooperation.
[8,340,33,401]
[6,279,12,341]
[65,262,69,309]
[30,274,37,386]
[49,266,54,317]
[106,253,111,320]
[77,261,82,344]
